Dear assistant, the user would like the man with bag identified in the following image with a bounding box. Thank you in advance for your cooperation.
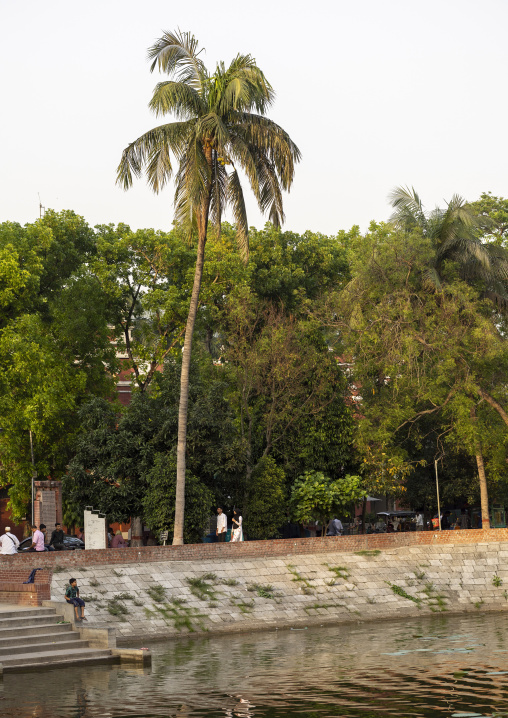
[0,526,20,555]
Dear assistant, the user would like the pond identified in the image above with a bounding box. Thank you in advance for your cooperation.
[3,612,508,718]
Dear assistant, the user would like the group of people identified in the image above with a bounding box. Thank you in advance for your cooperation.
[30,522,71,550]
[216,508,243,542]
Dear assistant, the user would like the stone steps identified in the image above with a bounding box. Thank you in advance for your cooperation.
[0,637,88,657]
[0,621,72,639]
[2,647,115,671]
[0,612,59,629]
[0,606,116,672]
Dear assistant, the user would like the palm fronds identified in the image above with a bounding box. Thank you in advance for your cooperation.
[388,185,508,305]
[119,30,300,253]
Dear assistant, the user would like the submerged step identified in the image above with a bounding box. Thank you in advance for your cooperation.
[2,648,115,670]
[0,638,87,657]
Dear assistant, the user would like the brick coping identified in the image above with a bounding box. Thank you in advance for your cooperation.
[0,528,507,568]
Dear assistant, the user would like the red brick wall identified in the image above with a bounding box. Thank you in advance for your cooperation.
[0,567,52,605]
[1,528,508,570]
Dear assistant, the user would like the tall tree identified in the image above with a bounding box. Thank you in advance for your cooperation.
[117,30,300,544]
[389,186,508,300]
[333,222,508,528]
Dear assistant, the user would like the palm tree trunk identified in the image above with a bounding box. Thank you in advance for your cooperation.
[470,405,490,530]
[173,230,207,545]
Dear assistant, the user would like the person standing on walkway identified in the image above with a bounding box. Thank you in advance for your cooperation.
[0,527,19,554]
[216,508,227,542]
[231,509,243,542]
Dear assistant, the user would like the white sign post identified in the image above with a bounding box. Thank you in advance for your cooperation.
[84,507,107,550]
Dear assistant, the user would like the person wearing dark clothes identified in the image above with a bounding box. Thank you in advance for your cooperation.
[65,578,86,621]
[441,512,451,530]
[49,523,65,550]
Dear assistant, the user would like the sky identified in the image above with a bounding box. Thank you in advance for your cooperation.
[1,0,507,236]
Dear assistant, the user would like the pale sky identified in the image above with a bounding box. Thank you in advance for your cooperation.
[1,0,507,236]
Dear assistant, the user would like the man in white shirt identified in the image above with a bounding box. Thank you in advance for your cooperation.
[0,527,20,555]
[216,508,227,543]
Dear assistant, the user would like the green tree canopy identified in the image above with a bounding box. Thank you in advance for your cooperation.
[290,471,366,534]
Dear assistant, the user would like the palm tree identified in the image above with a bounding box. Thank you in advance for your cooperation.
[117,30,300,544]
[389,186,508,297]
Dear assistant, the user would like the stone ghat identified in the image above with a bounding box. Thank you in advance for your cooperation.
[48,540,508,641]
[3,528,508,569]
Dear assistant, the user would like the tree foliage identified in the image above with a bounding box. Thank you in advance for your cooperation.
[143,453,213,544]
[290,471,366,533]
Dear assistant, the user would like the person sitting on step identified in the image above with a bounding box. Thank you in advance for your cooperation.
[65,578,87,621]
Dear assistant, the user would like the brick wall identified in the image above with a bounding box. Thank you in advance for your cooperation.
[0,567,52,605]
[2,528,508,570]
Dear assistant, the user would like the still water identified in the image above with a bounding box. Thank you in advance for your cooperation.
[3,612,508,718]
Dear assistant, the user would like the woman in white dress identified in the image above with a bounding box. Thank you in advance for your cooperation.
[231,509,243,542]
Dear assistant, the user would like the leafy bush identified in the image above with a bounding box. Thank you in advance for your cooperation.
[142,452,213,544]
[244,457,286,539]
[290,471,366,532]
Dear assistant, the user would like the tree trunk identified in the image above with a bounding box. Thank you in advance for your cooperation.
[130,516,143,547]
[475,451,490,529]
[173,142,213,545]
[361,496,367,535]
[470,405,490,530]
[173,231,207,545]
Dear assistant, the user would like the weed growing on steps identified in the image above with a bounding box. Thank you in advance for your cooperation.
[230,598,255,614]
[385,581,421,605]
[414,568,426,580]
[52,565,65,574]
[89,579,99,587]
[107,597,129,618]
[324,564,350,580]
[354,550,381,557]
[219,578,239,586]
[145,598,206,632]
[133,599,143,606]
[186,575,219,602]
[248,583,275,599]
[474,598,485,610]
[287,564,314,590]
[303,602,336,614]
[116,592,134,601]
[146,585,166,603]
[493,574,503,587]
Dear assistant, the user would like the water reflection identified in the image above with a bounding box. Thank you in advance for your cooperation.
[3,613,508,718]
